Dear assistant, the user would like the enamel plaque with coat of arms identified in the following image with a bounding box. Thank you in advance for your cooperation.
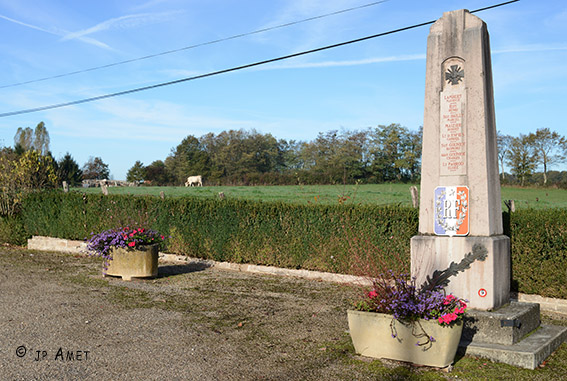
[434,186,469,236]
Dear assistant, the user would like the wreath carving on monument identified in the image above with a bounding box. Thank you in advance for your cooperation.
[435,189,468,233]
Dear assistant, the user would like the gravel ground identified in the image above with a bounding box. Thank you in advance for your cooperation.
[4,247,567,381]
[0,246,387,381]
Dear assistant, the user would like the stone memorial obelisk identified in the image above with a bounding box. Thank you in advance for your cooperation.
[411,9,510,311]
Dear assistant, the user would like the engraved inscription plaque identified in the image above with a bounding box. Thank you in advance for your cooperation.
[440,58,466,176]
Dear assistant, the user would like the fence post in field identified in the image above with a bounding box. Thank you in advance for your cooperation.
[504,200,515,213]
[410,186,419,208]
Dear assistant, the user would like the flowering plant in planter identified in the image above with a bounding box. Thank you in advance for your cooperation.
[351,243,487,349]
[86,227,166,280]
[86,227,165,261]
[354,271,467,346]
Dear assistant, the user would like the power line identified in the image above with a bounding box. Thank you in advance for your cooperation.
[0,0,390,89]
[0,0,520,119]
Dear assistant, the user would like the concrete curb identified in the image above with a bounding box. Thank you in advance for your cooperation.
[158,253,372,286]
[27,236,567,316]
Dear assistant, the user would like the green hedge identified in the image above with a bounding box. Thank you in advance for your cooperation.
[509,209,567,299]
[0,215,27,246]
[19,191,416,275]
[6,191,567,299]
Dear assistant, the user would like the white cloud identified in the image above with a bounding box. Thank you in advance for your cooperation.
[60,11,183,42]
[0,13,54,34]
[256,43,566,76]
[0,13,112,50]
[66,35,112,50]
[492,44,567,54]
[44,97,256,143]
[263,53,425,70]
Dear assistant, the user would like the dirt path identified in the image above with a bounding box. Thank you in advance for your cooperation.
[0,246,385,380]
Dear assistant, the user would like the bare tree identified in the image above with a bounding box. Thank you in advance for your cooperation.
[33,121,50,155]
[527,128,566,185]
[14,127,33,151]
[497,132,513,180]
[14,121,50,155]
[507,135,537,186]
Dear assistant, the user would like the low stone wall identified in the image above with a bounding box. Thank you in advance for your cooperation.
[27,236,567,315]
[28,236,88,253]
[26,236,370,286]
[511,292,567,316]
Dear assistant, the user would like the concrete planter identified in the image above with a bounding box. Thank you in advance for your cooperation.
[104,244,159,281]
[347,310,463,368]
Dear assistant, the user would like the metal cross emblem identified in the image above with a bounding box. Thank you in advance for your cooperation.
[445,65,464,85]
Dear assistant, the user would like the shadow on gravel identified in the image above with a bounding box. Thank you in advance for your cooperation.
[157,262,211,278]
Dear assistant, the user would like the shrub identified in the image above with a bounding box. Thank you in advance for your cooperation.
[0,216,27,245]
[8,191,567,300]
[509,208,567,298]
[18,191,417,274]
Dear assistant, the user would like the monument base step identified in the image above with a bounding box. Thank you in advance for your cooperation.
[458,324,567,369]
[462,301,541,345]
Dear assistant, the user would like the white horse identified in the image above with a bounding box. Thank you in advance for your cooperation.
[185,175,203,187]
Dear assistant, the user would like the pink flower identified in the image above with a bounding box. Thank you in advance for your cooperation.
[128,242,136,247]
[439,312,459,325]
[129,233,135,238]
[455,306,466,314]
[368,290,378,298]
[443,294,456,305]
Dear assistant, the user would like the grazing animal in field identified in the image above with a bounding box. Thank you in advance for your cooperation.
[185,175,203,187]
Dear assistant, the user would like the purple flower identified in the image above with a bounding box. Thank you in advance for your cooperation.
[354,272,466,326]
[86,227,164,259]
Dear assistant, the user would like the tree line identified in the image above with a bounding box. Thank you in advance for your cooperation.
[1,122,566,193]
[498,128,567,187]
[128,124,423,186]
[130,125,567,188]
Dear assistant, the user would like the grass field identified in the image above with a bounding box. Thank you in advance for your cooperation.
[74,183,567,209]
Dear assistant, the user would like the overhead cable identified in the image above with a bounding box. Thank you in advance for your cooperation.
[0,0,520,118]
[0,0,390,89]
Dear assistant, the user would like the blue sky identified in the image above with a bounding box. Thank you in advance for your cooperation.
[0,0,565,179]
